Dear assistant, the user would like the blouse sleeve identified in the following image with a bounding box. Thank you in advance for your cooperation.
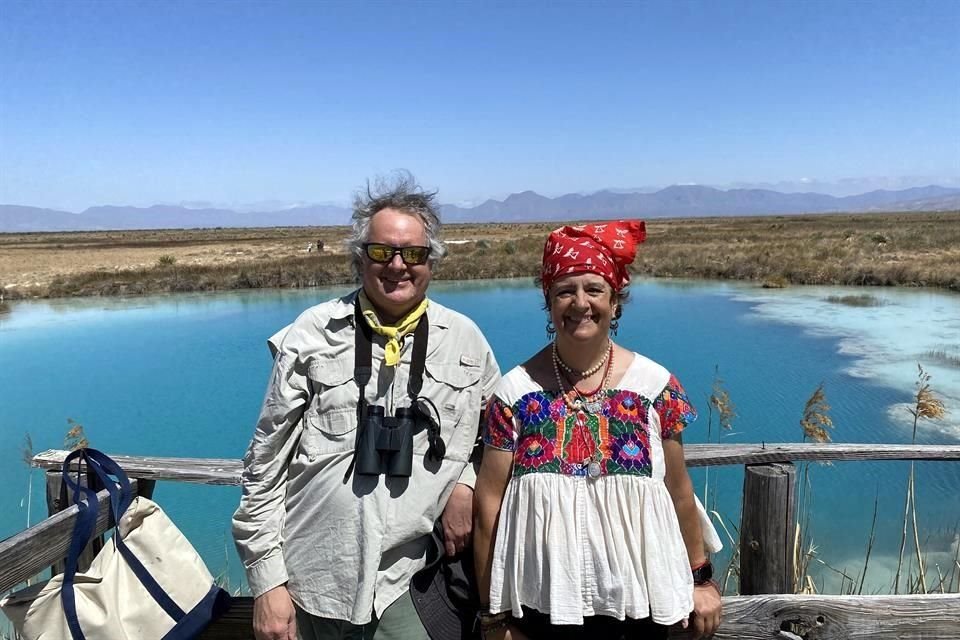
[652,374,697,440]
[482,395,517,452]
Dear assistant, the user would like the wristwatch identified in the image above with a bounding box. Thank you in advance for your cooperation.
[477,610,508,637]
[691,560,714,585]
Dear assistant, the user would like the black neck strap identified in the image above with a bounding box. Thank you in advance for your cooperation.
[353,297,429,413]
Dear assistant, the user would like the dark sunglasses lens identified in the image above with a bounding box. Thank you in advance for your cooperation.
[400,247,430,265]
[365,244,394,263]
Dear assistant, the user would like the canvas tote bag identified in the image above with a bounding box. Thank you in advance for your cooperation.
[0,448,230,639]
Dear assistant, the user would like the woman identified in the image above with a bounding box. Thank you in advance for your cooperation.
[474,221,722,640]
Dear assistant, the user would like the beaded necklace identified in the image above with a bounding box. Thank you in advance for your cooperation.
[553,339,611,378]
[552,341,614,415]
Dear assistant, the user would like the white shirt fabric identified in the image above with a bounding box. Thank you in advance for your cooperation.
[232,290,500,623]
[485,353,720,626]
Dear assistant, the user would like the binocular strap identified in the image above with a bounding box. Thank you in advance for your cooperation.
[344,298,431,482]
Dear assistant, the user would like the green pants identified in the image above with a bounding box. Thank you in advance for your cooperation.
[295,591,430,640]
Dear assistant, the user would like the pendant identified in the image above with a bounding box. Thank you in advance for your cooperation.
[585,451,602,479]
[584,399,602,414]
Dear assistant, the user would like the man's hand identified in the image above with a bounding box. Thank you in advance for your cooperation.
[253,585,297,640]
[441,483,474,556]
[688,582,722,639]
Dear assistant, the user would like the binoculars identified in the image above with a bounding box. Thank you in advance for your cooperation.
[355,405,416,477]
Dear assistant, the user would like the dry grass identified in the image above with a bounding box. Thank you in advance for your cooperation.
[1,210,958,299]
[922,350,960,369]
[824,294,888,307]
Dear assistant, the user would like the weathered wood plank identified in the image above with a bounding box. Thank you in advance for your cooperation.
[740,463,796,595]
[0,481,138,594]
[201,594,960,639]
[32,449,242,485]
[198,596,254,639]
[684,443,960,467]
[671,593,960,639]
[32,444,960,487]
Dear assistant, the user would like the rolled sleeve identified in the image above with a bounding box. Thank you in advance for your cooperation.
[456,464,478,490]
[232,347,309,597]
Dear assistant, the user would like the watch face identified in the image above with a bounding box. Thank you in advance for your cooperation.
[693,561,714,584]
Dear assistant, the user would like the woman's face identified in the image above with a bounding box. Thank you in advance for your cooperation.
[548,272,618,343]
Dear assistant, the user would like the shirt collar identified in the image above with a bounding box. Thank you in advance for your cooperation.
[334,288,449,329]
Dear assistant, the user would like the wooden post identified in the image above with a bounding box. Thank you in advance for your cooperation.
[740,462,796,595]
[137,479,156,500]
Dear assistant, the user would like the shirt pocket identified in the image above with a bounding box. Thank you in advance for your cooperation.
[422,361,483,462]
[301,358,357,460]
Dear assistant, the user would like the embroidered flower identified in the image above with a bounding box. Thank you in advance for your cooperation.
[516,433,555,470]
[517,391,552,427]
[610,431,651,473]
[608,390,644,423]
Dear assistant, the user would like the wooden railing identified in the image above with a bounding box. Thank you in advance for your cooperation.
[1,443,958,639]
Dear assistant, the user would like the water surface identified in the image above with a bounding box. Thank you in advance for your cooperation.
[1,279,958,594]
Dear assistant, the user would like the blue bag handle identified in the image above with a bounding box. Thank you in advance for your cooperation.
[59,448,189,639]
[60,449,101,640]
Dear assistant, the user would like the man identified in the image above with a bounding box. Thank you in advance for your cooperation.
[233,174,500,640]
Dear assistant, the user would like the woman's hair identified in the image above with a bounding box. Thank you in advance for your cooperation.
[346,171,447,281]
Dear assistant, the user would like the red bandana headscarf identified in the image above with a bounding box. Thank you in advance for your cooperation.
[541,220,646,295]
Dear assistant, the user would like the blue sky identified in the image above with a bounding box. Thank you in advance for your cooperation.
[1,0,958,211]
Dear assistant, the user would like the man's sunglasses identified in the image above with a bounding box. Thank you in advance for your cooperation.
[363,243,432,265]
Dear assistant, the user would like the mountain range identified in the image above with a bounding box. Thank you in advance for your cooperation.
[2,185,958,233]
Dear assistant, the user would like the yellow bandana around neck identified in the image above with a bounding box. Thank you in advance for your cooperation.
[358,290,429,367]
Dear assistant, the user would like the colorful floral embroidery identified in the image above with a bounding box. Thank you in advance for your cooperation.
[608,390,642,422]
[609,431,652,473]
[506,389,662,478]
[517,433,556,470]
[483,396,517,451]
[653,375,697,440]
[517,391,552,428]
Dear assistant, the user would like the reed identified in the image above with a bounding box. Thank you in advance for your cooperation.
[794,382,834,593]
[64,419,89,451]
[702,366,736,514]
[893,366,948,594]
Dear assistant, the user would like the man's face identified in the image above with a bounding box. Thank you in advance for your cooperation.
[361,207,433,323]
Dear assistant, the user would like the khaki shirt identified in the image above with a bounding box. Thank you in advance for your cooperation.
[232,290,500,623]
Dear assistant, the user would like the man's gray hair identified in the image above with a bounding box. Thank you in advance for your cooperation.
[346,171,447,281]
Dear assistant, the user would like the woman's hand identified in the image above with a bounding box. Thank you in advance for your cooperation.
[689,581,722,638]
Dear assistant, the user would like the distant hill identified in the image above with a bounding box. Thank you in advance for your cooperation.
[3,185,959,232]
[0,203,352,232]
[440,185,960,222]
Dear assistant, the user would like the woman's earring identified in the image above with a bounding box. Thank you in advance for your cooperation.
[546,319,556,339]
[610,318,619,336]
